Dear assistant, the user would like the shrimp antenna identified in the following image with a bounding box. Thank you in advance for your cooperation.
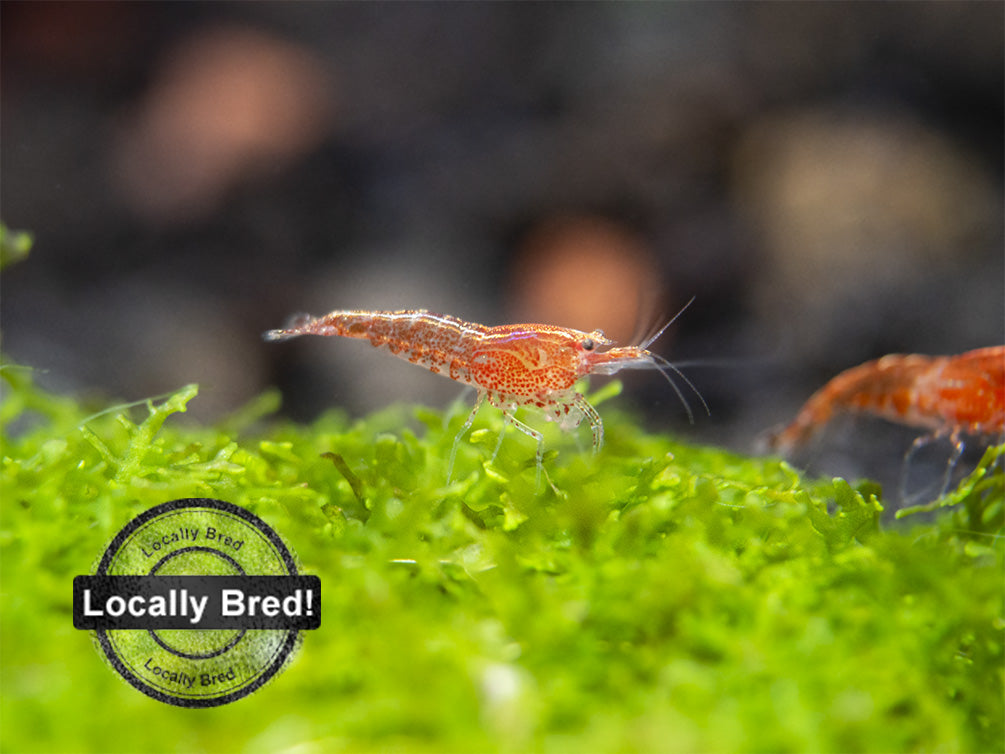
[629,295,707,423]
[627,278,664,346]
[646,350,711,424]
[637,295,696,351]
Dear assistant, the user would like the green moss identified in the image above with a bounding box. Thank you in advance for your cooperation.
[2,369,1002,753]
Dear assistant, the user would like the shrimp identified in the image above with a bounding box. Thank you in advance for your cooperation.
[767,346,1005,493]
[264,306,706,483]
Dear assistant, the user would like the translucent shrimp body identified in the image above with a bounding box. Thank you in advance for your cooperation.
[264,308,702,481]
[769,345,1005,455]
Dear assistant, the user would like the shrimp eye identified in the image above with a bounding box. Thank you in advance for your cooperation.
[581,338,595,351]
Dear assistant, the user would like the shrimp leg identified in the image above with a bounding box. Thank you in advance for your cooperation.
[447,392,486,483]
[900,429,966,503]
[486,394,545,489]
[573,392,604,452]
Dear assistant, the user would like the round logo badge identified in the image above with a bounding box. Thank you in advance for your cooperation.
[73,498,320,707]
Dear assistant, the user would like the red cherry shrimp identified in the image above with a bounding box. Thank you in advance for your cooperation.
[264,302,707,484]
[767,345,1005,497]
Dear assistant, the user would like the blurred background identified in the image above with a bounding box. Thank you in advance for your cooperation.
[2,2,1002,485]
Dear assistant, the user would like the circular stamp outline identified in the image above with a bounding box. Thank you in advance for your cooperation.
[147,547,247,661]
[93,498,302,708]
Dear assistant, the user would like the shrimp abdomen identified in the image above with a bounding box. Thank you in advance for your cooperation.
[264,309,488,381]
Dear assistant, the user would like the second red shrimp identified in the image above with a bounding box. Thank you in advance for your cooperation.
[264,307,705,483]
[767,346,1005,459]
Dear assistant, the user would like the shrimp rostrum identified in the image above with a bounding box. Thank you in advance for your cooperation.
[264,307,706,482]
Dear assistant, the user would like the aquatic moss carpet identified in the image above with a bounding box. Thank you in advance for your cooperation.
[1,372,1002,753]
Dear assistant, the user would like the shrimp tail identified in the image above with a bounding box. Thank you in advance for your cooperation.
[262,313,318,341]
[264,310,410,342]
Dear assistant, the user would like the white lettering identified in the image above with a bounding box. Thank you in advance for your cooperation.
[83,589,103,616]
[217,589,310,617]
[80,588,211,624]
[148,595,167,617]
[221,589,245,616]
[188,593,207,624]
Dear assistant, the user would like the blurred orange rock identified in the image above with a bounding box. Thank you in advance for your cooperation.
[111,26,333,223]
[507,215,665,345]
